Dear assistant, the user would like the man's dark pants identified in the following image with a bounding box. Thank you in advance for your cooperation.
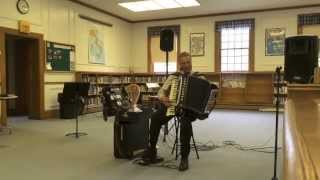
[149,103,197,159]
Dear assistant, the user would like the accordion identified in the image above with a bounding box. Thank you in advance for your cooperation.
[166,74,213,116]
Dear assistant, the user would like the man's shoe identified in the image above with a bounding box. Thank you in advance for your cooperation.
[140,148,164,165]
[179,158,189,171]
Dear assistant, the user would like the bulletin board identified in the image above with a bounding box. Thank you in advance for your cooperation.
[46,41,75,71]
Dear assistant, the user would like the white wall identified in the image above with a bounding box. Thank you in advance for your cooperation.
[132,7,320,73]
[0,0,133,111]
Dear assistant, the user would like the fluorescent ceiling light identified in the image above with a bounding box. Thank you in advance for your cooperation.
[176,0,200,7]
[153,0,181,9]
[118,0,200,12]
[119,2,146,12]
[141,1,163,10]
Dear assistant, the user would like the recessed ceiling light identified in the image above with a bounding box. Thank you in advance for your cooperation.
[118,0,200,12]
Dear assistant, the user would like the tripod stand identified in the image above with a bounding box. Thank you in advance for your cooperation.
[170,109,200,160]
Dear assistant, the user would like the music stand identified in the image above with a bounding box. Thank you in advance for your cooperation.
[64,82,90,138]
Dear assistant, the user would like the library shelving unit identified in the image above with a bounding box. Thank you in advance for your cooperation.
[214,72,275,109]
[75,72,167,114]
[75,71,278,113]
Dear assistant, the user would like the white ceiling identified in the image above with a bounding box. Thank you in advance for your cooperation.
[77,0,320,22]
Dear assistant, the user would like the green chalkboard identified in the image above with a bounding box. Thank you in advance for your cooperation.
[46,41,75,71]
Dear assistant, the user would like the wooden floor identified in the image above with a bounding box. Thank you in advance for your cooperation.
[284,85,320,180]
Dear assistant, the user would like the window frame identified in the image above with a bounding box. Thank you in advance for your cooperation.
[215,19,255,72]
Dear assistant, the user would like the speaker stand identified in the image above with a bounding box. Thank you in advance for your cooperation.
[163,50,169,142]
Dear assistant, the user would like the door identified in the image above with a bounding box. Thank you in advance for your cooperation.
[6,36,37,117]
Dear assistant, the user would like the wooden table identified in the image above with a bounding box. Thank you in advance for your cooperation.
[284,84,320,180]
[0,94,18,135]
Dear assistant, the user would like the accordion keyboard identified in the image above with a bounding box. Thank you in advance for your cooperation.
[166,76,179,116]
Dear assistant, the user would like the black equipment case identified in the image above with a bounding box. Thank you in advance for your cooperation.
[114,109,150,159]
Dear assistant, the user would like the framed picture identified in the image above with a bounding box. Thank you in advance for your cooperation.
[265,28,286,56]
[190,33,205,57]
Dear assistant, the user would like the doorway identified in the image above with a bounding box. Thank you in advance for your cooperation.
[5,35,38,117]
[0,27,44,124]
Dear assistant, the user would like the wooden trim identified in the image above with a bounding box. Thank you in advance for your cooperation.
[39,36,46,119]
[0,32,6,126]
[249,27,255,72]
[214,31,221,72]
[147,35,152,73]
[215,104,273,110]
[43,109,59,119]
[45,70,75,73]
[134,4,320,23]
[45,82,67,85]
[46,41,75,48]
[0,26,45,123]
[76,71,133,76]
[79,14,113,27]
[68,0,132,23]
[177,32,181,70]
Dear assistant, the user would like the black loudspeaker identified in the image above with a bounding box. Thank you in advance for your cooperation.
[284,36,319,83]
[160,29,174,52]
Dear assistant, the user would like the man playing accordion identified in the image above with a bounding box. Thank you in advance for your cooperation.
[142,52,206,171]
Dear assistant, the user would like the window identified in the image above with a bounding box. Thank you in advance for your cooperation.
[215,19,254,72]
[148,25,180,73]
[153,62,177,73]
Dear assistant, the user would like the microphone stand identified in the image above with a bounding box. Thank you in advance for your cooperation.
[271,66,282,180]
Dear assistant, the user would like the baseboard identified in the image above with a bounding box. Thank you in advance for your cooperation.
[259,107,284,112]
[215,104,274,110]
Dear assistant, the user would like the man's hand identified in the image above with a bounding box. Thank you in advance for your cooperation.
[159,96,171,107]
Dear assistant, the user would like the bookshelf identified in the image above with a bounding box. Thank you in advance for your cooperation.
[215,72,275,108]
[75,72,167,113]
[76,71,279,113]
